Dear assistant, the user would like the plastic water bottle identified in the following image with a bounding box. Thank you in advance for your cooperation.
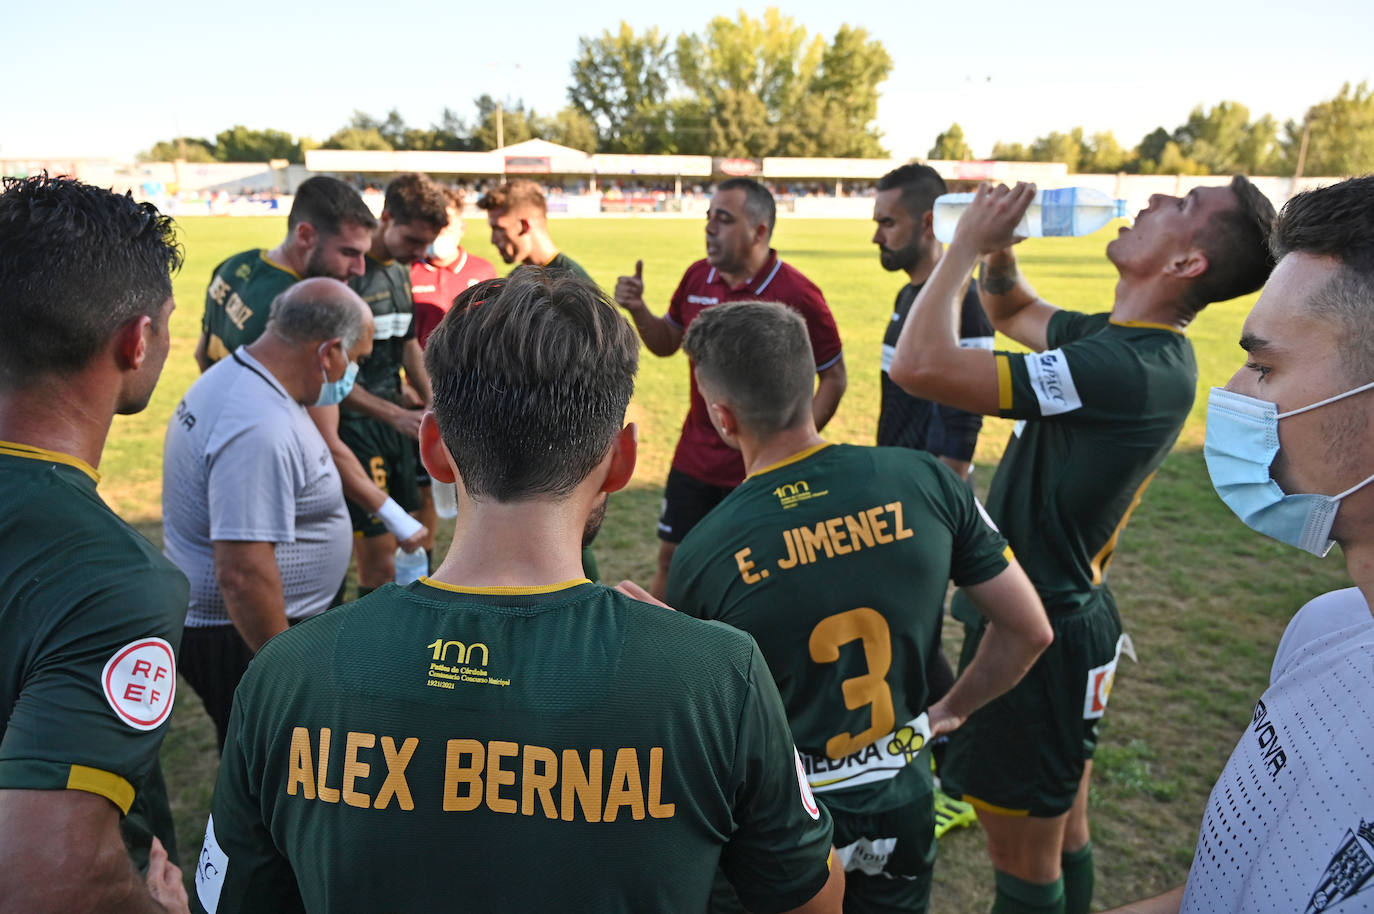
[394,546,427,586]
[932,187,1129,243]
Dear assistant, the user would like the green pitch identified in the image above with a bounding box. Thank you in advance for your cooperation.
[123,216,1349,910]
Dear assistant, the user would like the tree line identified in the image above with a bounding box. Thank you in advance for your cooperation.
[140,9,890,164]
[140,12,1371,178]
[931,82,1373,177]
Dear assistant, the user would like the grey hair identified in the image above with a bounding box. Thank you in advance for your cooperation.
[266,283,365,350]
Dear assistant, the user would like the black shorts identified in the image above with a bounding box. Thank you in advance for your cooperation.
[339,416,419,537]
[411,437,430,488]
[180,623,255,751]
[657,467,734,544]
[940,592,1124,817]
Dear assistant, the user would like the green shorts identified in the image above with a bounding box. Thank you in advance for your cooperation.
[338,416,419,537]
[940,592,1124,818]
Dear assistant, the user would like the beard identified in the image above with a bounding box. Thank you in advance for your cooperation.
[582,493,609,549]
[304,245,348,281]
[878,239,920,273]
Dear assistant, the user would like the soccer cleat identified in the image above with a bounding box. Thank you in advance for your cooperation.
[933,789,977,838]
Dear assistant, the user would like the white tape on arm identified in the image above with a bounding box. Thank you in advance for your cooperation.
[377,497,423,540]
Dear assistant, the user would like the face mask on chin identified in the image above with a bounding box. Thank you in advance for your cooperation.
[1204,380,1374,556]
[427,234,459,264]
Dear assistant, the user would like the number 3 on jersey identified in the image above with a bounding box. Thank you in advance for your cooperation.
[808,607,894,758]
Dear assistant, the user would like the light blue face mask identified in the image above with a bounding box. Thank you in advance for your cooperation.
[314,360,359,407]
[1204,381,1374,557]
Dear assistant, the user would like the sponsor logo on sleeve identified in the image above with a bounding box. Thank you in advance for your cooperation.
[101,638,176,731]
[1024,349,1082,416]
[196,814,229,913]
[794,749,821,820]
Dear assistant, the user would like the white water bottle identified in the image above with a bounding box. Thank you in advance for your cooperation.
[394,546,427,586]
[932,187,1128,243]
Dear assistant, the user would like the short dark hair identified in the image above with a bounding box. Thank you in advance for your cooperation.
[476,179,546,216]
[1271,174,1374,383]
[1188,175,1277,310]
[383,173,449,230]
[287,176,377,236]
[682,300,814,436]
[717,177,776,238]
[0,174,182,389]
[876,163,947,218]
[424,270,638,502]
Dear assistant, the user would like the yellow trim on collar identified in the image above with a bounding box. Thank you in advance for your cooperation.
[0,440,99,482]
[67,765,135,813]
[1109,318,1185,336]
[259,250,301,279]
[419,577,591,595]
[748,442,832,479]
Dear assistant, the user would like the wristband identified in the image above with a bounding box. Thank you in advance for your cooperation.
[377,497,423,540]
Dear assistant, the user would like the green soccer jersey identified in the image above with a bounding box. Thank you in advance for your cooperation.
[345,253,414,412]
[667,443,1009,811]
[195,579,832,914]
[966,311,1195,616]
[0,442,190,868]
[202,249,300,364]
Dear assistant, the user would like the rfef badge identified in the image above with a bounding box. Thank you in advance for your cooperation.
[102,637,176,731]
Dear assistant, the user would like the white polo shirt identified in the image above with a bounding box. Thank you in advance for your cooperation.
[1181,586,1374,913]
[162,348,350,628]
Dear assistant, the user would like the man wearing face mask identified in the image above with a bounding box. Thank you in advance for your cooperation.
[411,187,497,348]
[1105,176,1374,913]
[162,278,373,749]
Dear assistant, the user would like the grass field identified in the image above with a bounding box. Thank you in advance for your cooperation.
[117,215,1353,911]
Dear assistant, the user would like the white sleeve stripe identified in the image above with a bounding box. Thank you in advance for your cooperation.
[959,335,995,350]
[816,351,843,373]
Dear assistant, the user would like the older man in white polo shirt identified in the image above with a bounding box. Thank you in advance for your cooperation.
[163,277,372,749]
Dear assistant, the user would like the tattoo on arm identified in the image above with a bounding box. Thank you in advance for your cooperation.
[979,258,1019,296]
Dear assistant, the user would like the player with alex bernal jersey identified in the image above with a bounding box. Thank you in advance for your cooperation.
[194,269,844,914]
[666,300,1051,913]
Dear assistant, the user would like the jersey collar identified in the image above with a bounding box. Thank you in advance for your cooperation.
[418,577,591,595]
[709,249,782,295]
[1109,318,1186,336]
[259,250,301,280]
[747,441,832,479]
[0,439,99,482]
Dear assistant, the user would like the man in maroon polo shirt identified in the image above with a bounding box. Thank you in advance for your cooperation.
[615,177,846,598]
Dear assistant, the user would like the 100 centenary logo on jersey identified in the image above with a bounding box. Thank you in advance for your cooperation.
[101,637,176,731]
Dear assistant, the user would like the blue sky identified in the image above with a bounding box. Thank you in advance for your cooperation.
[3,0,1369,161]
